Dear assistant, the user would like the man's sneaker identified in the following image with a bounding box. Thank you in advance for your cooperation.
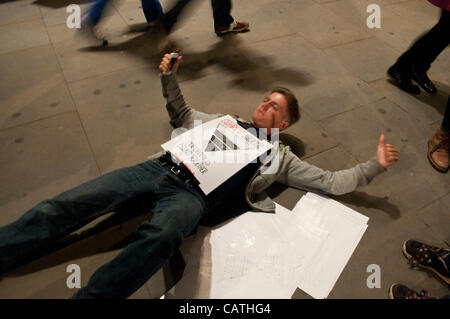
[76,24,108,46]
[215,20,250,35]
[402,240,450,284]
[388,283,437,299]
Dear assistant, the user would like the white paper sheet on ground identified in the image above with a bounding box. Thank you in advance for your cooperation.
[208,203,329,298]
[293,193,369,299]
[166,203,328,299]
[161,115,273,195]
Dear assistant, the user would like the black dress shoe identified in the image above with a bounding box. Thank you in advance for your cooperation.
[411,70,437,94]
[387,65,421,94]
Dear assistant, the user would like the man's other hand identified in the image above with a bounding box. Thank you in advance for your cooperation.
[159,53,182,74]
[376,134,399,169]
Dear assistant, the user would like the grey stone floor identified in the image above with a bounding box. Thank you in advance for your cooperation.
[0,0,449,299]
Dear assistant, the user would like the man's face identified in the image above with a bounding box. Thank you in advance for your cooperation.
[252,92,289,134]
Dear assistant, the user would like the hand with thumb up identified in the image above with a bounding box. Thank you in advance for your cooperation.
[376,134,399,169]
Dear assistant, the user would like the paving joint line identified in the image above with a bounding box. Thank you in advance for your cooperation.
[39,5,102,176]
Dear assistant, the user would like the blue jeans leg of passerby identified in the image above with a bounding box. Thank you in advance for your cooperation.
[0,159,206,289]
[86,0,110,26]
[142,0,164,23]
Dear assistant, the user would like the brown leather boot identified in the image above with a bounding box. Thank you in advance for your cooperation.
[427,127,449,173]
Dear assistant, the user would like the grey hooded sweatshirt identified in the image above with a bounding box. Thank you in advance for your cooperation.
[157,74,386,213]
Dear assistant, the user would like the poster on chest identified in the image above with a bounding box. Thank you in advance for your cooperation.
[162,115,273,195]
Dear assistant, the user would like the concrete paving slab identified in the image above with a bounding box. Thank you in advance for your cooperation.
[323,0,436,55]
[0,0,42,26]
[303,144,359,169]
[429,48,450,86]
[328,212,448,298]
[68,65,170,173]
[370,78,449,126]
[0,19,49,55]
[325,37,401,83]
[386,0,442,28]
[0,45,75,130]
[418,193,450,245]
[301,75,384,121]
[231,3,296,45]
[319,97,432,161]
[48,14,146,82]
[277,3,373,49]
[0,112,99,226]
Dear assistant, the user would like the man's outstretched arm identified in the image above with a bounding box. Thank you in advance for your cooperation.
[159,54,222,129]
[277,134,399,195]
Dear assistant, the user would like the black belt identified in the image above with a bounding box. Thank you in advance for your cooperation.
[158,153,200,188]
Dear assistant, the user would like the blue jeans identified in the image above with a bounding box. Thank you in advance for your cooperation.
[0,158,207,298]
[87,0,163,26]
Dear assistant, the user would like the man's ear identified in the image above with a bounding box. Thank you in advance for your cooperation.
[280,120,289,131]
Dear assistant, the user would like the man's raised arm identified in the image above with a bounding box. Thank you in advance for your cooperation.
[159,54,221,129]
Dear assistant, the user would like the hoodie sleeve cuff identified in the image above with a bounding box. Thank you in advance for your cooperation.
[361,156,386,181]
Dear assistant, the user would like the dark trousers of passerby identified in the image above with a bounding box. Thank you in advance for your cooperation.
[393,9,450,73]
[163,0,234,33]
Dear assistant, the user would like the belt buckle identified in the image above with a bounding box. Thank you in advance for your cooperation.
[170,166,181,176]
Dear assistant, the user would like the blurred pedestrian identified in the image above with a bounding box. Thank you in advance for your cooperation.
[80,0,164,42]
[161,0,249,35]
[387,0,449,94]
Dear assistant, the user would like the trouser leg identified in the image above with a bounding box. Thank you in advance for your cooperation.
[395,9,450,72]
[141,0,164,23]
[161,0,193,33]
[73,178,206,299]
[0,160,161,274]
[211,0,234,28]
[86,0,110,26]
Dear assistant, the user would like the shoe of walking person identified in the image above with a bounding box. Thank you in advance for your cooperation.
[427,127,450,173]
[402,240,450,284]
[411,69,438,94]
[388,283,437,299]
[76,19,108,46]
[387,64,421,94]
[215,20,249,35]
